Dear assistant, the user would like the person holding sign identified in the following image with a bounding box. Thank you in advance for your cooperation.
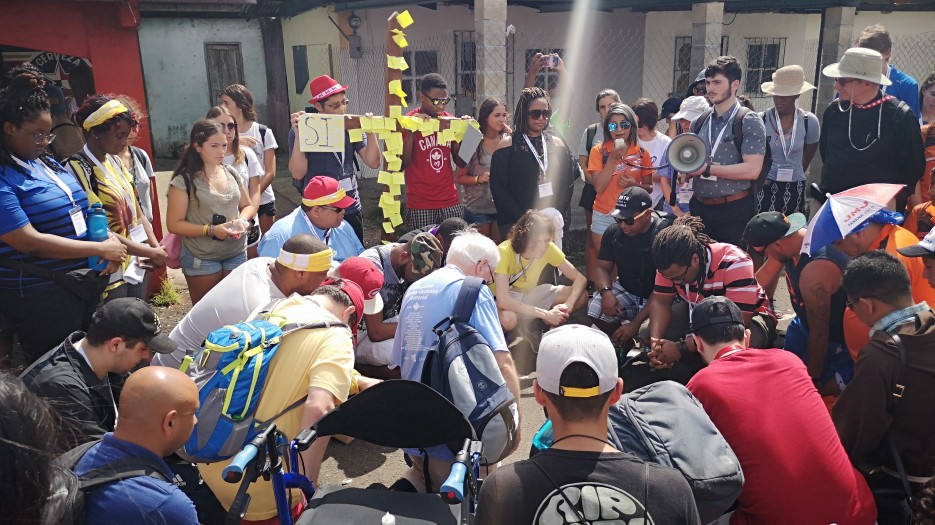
[288,75,381,243]
[756,65,820,216]
[0,64,126,365]
[257,176,363,264]
[401,73,467,230]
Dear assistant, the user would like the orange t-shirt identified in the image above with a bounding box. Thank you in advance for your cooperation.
[587,141,653,214]
[905,201,935,240]
[843,224,935,360]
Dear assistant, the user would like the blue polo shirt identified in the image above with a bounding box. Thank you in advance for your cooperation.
[886,65,921,120]
[256,206,363,263]
[0,158,89,295]
[74,433,197,524]
[287,128,365,216]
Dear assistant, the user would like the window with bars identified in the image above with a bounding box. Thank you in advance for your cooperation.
[525,48,564,93]
[454,31,476,98]
[400,50,439,102]
[672,36,729,96]
[745,38,786,96]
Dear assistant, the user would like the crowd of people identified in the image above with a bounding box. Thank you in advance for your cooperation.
[2,21,935,525]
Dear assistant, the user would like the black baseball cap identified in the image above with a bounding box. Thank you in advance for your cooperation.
[743,212,807,248]
[897,229,935,258]
[690,296,744,333]
[610,187,653,220]
[91,298,176,354]
[660,97,682,119]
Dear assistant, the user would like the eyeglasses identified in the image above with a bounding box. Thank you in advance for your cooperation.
[663,264,691,285]
[834,78,857,86]
[222,123,237,132]
[326,98,350,110]
[845,296,875,310]
[428,97,451,106]
[614,208,650,226]
[607,121,632,133]
[692,84,707,95]
[529,109,553,120]
[26,130,56,145]
[319,205,345,213]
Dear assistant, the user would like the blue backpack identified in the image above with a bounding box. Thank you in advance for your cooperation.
[179,310,348,463]
[420,277,517,463]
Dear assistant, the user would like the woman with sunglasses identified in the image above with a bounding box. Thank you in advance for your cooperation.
[493,210,587,332]
[67,94,166,302]
[0,64,127,364]
[586,103,652,283]
[206,105,261,244]
[457,96,511,242]
[490,87,580,236]
[166,119,253,305]
[219,84,277,244]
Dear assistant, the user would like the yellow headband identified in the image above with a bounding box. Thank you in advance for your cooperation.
[82,100,129,131]
[302,188,347,208]
[559,386,601,398]
[277,248,333,272]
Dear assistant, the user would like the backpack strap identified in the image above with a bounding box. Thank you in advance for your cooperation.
[730,106,751,153]
[885,333,913,498]
[56,439,103,470]
[528,456,591,525]
[585,123,599,152]
[452,277,484,323]
[258,124,269,143]
[690,108,714,134]
[79,456,169,491]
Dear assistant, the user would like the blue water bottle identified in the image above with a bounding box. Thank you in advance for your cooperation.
[86,203,109,271]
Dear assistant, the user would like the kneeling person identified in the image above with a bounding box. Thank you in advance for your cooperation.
[476,325,701,524]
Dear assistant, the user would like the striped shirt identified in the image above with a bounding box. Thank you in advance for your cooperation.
[653,242,773,318]
[0,158,90,295]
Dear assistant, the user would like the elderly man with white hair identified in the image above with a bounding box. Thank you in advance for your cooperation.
[391,229,521,493]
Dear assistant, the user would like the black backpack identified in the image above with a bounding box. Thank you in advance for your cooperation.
[51,439,170,525]
[691,106,772,192]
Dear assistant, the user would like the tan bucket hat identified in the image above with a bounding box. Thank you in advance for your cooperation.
[822,47,892,86]
[761,65,816,96]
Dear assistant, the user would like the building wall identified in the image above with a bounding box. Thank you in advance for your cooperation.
[138,17,268,157]
[281,6,343,112]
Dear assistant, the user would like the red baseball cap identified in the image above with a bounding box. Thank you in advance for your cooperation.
[309,75,348,103]
[302,176,357,209]
[335,257,384,316]
[321,277,364,335]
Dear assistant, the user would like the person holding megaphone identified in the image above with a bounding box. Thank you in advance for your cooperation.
[659,96,709,217]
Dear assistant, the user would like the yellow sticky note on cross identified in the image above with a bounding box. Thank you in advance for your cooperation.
[383,151,397,163]
[382,221,394,234]
[388,79,406,100]
[397,116,419,132]
[379,193,395,207]
[359,116,373,132]
[377,171,392,184]
[391,172,406,185]
[390,106,402,119]
[387,157,402,171]
[392,31,408,49]
[386,55,409,72]
[397,10,414,28]
[389,213,403,227]
[388,183,401,196]
[348,128,365,143]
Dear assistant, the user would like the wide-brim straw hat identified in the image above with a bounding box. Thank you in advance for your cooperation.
[761,65,816,96]
[822,47,892,86]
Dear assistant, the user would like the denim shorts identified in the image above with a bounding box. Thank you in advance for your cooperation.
[258,201,276,217]
[590,210,615,235]
[179,244,247,276]
[463,208,498,225]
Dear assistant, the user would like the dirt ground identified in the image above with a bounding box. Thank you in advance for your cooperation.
[148,154,792,489]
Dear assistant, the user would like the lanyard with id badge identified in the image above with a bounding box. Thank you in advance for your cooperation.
[524,134,552,198]
[704,103,741,183]
[770,108,799,182]
[13,156,87,237]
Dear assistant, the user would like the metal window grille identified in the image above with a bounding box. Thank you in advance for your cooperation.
[401,50,439,101]
[672,36,730,96]
[525,48,564,93]
[745,38,786,96]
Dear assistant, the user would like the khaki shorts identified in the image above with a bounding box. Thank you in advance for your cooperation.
[510,284,563,313]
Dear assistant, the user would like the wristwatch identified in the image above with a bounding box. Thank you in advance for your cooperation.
[598,286,612,295]
[676,338,689,358]
[702,162,712,178]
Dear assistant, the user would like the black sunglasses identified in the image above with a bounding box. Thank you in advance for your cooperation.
[429,97,451,106]
[614,208,650,226]
[529,109,553,120]
[222,123,237,132]
[845,296,875,310]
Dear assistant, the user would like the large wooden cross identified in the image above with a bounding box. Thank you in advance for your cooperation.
[297,10,478,240]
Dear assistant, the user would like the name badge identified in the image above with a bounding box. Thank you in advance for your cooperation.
[538,182,553,198]
[339,177,355,191]
[70,206,87,237]
[776,168,795,182]
[677,178,693,204]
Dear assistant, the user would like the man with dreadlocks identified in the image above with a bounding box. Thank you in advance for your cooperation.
[819,47,924,211]
[0,64,126,364]
[646,215,777,372]
[490,87,580,237]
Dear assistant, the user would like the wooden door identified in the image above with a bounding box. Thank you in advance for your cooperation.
[205,43,245,106]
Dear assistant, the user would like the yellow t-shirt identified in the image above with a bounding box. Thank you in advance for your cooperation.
[494,240,565,294]
[198,295,355,520]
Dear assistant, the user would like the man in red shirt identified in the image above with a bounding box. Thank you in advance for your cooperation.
[401,73,466,229]
[686,296,876,525]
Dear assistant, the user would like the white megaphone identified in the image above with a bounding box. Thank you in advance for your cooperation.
[666,133,709,174]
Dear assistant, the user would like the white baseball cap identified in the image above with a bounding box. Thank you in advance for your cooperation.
[672,96,709,122]
[536,325,618,398]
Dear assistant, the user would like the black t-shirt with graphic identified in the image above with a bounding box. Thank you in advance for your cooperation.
[476,448,700,525]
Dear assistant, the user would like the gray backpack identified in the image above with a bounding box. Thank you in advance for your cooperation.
[607,380,744,523]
